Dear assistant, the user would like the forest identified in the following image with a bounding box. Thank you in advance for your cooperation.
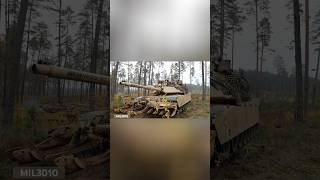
[210,0,320,120]
[0,0,110,128]
[110,61,210,95]
[0,0,110,178]
[211,0,320,179]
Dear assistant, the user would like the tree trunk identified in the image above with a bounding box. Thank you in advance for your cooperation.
[2,0,9,116]
[148,61,152,84]
[219,0,224,60]
[189,63,193,85]
[80,35,87,102]
[105,48,110,111]
[89,0,104,110]
[255,0,259,72]
[0,0,2,26]
[57,0,62,104]
[260,41,264,72]
[178,61,181,79]
[150,62,154,85]
[20,0,33,102]
[99,30,106,95]
[304,0,309,116]
[6,0,10,29]
[0,0,2,95]
[143,61,147,95]
[202,61,205,101]
[127,61,130,94]
[138,61,143,94]
[231,28,235,70]
[312,48,320,106]
[111,61,120,97]
[2,0,29,128]
[293,0,304,122]
[204,61,207,96]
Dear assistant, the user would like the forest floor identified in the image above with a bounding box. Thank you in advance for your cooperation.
[213,98,320,180]
[0,96,110,179]
[1,97,320,179]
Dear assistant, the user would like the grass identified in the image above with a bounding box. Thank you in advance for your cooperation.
[176,94,210,119]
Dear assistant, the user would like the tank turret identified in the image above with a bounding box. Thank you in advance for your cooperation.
[119,81,185,95]
[211,59,250,105]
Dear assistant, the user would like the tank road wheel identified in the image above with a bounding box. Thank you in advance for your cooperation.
[132,104,150,117]
[170,106,178,117]
[54,155,86,174]
[164,108,171,118]
[8,148,39,163]
[158,110,165,116]
[147,108,154,114]
[152,108,159,115]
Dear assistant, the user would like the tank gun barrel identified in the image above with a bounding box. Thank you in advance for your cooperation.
[32,63,109,85]
[119,81,161,91]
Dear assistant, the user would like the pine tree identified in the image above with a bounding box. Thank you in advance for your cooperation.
[245,0,270,72]
[293,0,304,122]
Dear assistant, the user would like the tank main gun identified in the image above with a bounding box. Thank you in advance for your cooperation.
[119,81,186,95]
[119,81,162,92]
[32,63,109,85]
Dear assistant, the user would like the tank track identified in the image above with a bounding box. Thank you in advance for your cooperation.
[211,124,259,163]
[128,101,190,118]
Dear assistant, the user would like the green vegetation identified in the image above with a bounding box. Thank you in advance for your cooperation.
[176,94,210,119]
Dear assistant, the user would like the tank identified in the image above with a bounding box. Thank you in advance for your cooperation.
[116,80,192,118]
[210,59,259,164]
[8,111,109,170]
[8,63,110,176]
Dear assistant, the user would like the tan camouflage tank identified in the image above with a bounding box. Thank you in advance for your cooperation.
[8,63,110,177]
[116,80,191,118]
[210,59,260,165]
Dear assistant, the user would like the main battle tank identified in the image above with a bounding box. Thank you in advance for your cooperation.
[8,63,110,176]
[116,80,191,118]
[210,59,259,164]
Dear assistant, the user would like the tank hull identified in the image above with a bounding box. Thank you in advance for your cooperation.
[211,99,259,161]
